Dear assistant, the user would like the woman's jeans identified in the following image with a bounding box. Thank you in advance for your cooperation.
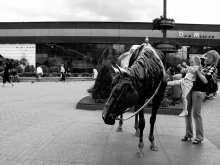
[185,91,205,140]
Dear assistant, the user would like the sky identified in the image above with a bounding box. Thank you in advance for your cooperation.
[0,0,219,25]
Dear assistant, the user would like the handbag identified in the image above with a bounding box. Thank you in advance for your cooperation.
[207,77,218,93]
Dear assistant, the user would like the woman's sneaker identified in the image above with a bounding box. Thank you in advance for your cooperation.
[179,111,188,117]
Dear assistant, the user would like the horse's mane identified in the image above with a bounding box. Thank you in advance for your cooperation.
[128,45,164,80]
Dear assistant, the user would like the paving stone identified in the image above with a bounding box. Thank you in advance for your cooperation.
[0,81,219,165]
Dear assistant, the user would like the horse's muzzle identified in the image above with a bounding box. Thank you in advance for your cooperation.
[102,109,116,125]
[103,117,115,125]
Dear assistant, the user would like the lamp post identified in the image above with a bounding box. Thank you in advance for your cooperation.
[163,0,167,43]
[152,0,176,56]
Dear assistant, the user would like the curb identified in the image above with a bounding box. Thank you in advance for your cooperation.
[0,77,93,82]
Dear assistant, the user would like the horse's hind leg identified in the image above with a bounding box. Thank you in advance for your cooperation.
[149,84,166,151]
[116,114,123,132]
[136,110,145,158]
[149,105,159,151]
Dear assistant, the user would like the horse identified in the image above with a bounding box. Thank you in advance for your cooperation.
[102,43,167,157]
[115,44,149,133]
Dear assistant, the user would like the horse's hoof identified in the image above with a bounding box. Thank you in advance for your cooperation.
[116,127,122,132]
[135,130,140,137]
[136,150,144,158]
[150,145,158,151]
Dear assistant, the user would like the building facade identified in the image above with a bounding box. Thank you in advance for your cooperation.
[0,22,220,73]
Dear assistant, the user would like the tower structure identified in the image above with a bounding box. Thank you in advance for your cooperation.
[152,0,180,53]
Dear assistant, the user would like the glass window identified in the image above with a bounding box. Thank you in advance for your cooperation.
[36,43,128,73]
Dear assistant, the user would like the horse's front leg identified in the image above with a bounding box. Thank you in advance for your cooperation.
[136,110,145,158]
[134,113,140,137]
[149,108,158,151]
[116,114,123,132]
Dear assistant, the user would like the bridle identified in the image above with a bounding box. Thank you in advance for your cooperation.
[105,67,163,122]
[116,79,162,121]
[105,74,136,120]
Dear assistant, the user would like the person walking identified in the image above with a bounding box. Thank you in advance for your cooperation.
[36,65,43,82]
[93,68,98,80]
[2,64,14,87]
[11,68,19,82]
[182,50,219,144]
[60,64,65,81]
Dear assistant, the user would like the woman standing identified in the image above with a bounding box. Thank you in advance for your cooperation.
[182,50,219,144]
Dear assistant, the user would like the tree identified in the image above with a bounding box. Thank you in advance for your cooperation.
[92,65,113,102]
[20,57,29,66]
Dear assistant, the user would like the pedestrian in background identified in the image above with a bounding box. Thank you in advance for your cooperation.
[11,68,19,82]
[65,67,71,79]
[60,64,65,81]
[2,64,14,87]
[204,51,219,99]
[93,68,98,80]
[182,50,219,144]
[36,65,43,82]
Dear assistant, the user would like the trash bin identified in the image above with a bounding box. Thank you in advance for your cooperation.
[172,73,182,99]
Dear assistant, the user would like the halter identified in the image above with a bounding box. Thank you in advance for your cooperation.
[116,79,162,121]
[105,73,136,116]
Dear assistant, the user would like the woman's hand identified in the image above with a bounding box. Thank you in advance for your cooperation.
[177,64,182,69]
[182,62,188,67]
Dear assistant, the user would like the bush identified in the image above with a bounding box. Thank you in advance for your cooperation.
[42,65,48,73]
[18,72,36,77]
[81,73,92,77]
[48,66,59,73]
[0,66,4,77]
[16,65,24,73]
[0,66,4,72]
[24,65,35,72]
[71,73,79,77]
[92,65,113,102]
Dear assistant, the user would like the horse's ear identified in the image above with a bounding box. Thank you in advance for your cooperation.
[115,64,122,74]
[111,65,120,73]
[116,64,130,74]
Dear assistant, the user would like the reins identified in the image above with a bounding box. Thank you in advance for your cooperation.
[116,79,162,121]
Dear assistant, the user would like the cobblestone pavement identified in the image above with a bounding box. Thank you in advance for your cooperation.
[0,81,220,165]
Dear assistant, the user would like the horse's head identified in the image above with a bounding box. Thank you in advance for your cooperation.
[102,70,139,125]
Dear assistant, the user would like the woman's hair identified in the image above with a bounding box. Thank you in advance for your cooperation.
[200,57,205,67]
[205,50,220,67]
[192,55,201,67]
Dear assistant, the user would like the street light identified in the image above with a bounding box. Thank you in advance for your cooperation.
[163,0,167,43]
